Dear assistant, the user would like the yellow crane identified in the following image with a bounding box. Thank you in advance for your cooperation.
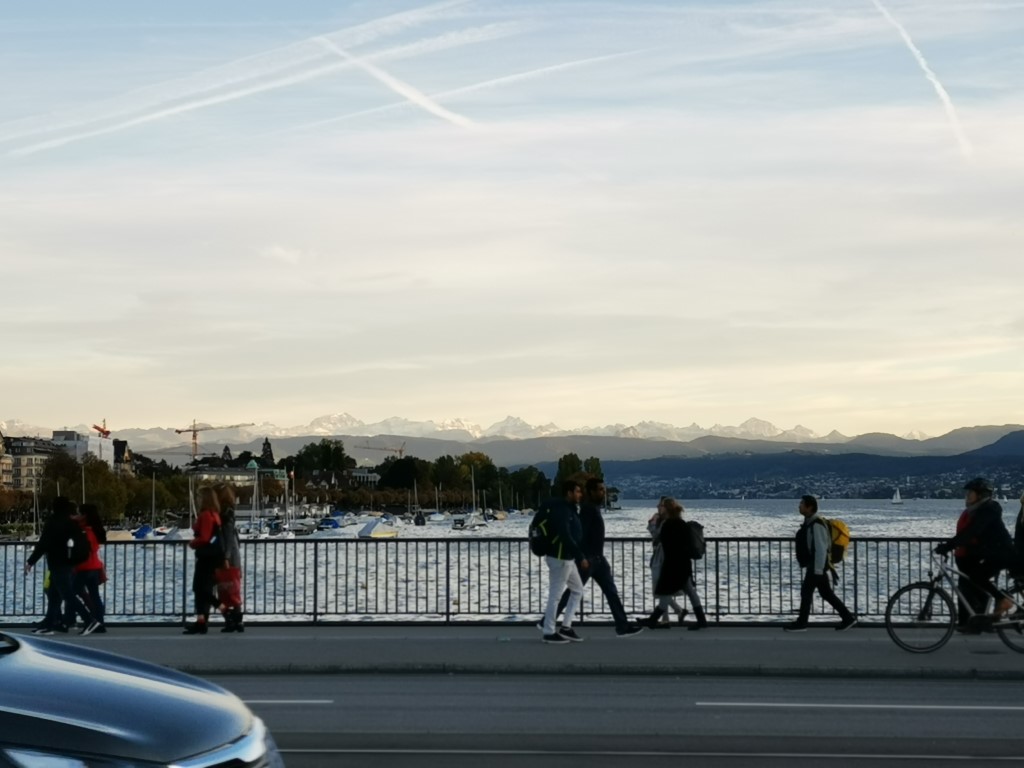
[357,441,406,459]
[175,420,255,461]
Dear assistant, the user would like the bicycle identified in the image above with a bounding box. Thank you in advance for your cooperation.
[884,553,1024,653]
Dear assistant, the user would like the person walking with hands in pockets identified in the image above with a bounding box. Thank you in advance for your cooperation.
[539,480,589,644]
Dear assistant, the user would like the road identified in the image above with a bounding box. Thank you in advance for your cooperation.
[210,674,1024,767]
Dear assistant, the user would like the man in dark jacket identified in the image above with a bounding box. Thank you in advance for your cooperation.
[935,478,1015,628]
[539,480,588,644]
[784,495,856,632]
[24,496,97,635]
[554,478,643,638]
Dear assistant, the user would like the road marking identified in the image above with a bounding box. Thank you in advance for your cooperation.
[242,699,333,705]
[278,749,1024,761]
[697,702,1024,712]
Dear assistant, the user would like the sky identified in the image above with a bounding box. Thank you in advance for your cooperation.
[2,0,1023,438]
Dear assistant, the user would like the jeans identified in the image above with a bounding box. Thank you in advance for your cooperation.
[796,571,854,624]
[543,557,584,636]
[75,568,105,625]
[44,565,92,628]
[555,556,631,632]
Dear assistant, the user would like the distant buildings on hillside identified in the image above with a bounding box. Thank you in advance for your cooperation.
[0,430,133,491]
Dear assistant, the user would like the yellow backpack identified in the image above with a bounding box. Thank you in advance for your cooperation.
[821,517,851,565]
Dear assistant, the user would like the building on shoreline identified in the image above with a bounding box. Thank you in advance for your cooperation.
[2,435,58,492]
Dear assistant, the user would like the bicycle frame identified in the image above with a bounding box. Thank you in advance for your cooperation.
[927,554,1022,626]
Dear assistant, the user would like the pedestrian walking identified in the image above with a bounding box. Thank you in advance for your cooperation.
[214,484,244,633]
[73,503,107,634]
[24,496,99,635]
[934,478,1016,629]
[642,498,708,630]
[784,495,856,632]
[645,499,686,626]
[554,478,644,638]
[184,487,222,635]
[538,480,588,644]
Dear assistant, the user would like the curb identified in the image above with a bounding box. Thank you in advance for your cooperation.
[169,663,1024,681]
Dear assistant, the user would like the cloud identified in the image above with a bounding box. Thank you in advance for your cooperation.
[260,245,305,265]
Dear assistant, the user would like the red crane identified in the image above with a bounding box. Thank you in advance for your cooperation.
[92,419,111,439]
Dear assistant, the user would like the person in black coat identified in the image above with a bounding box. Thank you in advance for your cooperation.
[935,478,1016,623]
[24,496,96,634]
[643,498,708,630]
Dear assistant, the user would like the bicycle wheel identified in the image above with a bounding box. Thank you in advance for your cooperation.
[885,581,955,653]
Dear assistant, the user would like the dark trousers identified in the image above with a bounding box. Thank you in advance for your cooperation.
[797,571,854,623]
[75,568,105,625]
[956,558,1002,624]
[192,558,218,617]
[555,556,630,631]
[45,565,93,628]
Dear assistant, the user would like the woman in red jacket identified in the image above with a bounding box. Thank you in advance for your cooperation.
[73,503,107,634]
[185,487,222,635]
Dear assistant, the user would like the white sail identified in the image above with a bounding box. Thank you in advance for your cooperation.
[892,487,903,505]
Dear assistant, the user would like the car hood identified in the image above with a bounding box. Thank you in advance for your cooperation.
[0,632,252,764]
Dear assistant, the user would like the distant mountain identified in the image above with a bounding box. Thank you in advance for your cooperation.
[961,430,1024,458]
[7,414,1024,467]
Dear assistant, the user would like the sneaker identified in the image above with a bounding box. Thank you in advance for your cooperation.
[558,627,584,642]
[535,622,545,633]
[783,622,808,632]
[31,626,51,635]
[80,620,101,636]
[542,633,570,644]
[182,622,208,635]
[836,618,858,632]
[616,625,645,638]
[52,625,69,634]
[93,624,107,634]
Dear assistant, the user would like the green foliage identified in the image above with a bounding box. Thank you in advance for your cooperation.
[583,456,604,478]
[554,453,584,489]
[260,438,275,466]
[292,439,354,478]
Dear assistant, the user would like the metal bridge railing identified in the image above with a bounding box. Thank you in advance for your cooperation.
[0,537,946,624]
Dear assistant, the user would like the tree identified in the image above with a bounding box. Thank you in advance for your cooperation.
[292,439,354,479]
[583,456,604,478]
[431,455,462,490]
[222,445,233,462]
[553,453,584,489]
[260,438,275,467]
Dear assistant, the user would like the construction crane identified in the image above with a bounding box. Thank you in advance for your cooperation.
[92,419,111,439]
[175,419,255,461]
[357,441,406,459]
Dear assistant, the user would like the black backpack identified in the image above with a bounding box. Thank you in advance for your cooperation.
[684,520,706,560]
[528,504,553,557]
[67,525,91,566]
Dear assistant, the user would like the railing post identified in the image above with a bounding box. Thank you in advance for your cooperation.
[445,540,452,624]
[852,538,860,618]
[181,544,189,624]
[313,540,320,624]
[714,540,720,624]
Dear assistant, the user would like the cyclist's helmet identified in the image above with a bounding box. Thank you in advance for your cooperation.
[963,477,993,495]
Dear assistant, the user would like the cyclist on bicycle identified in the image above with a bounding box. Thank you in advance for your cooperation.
[933,477,1015,630]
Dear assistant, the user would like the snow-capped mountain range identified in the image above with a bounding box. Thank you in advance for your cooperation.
[2,415,932,454]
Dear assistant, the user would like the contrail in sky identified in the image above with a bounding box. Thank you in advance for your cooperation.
[8,23,514,156]
[869,0,974,158]
[3,0,489,155]
[314,37,475,129]
[286,49,649,134]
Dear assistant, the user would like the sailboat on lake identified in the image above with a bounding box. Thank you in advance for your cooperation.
[891,487,903,505]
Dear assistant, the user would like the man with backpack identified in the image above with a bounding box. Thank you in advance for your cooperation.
[784,494,857,632]
[553,478,644,638]
[24,496,100,636]
[537,480,588,644]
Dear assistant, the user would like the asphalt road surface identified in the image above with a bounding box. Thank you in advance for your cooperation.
[210,673,1024,767]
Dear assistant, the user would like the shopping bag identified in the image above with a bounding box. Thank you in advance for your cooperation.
[215,566,242,609]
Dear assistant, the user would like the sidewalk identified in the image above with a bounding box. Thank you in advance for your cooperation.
[7,623,1024,680]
